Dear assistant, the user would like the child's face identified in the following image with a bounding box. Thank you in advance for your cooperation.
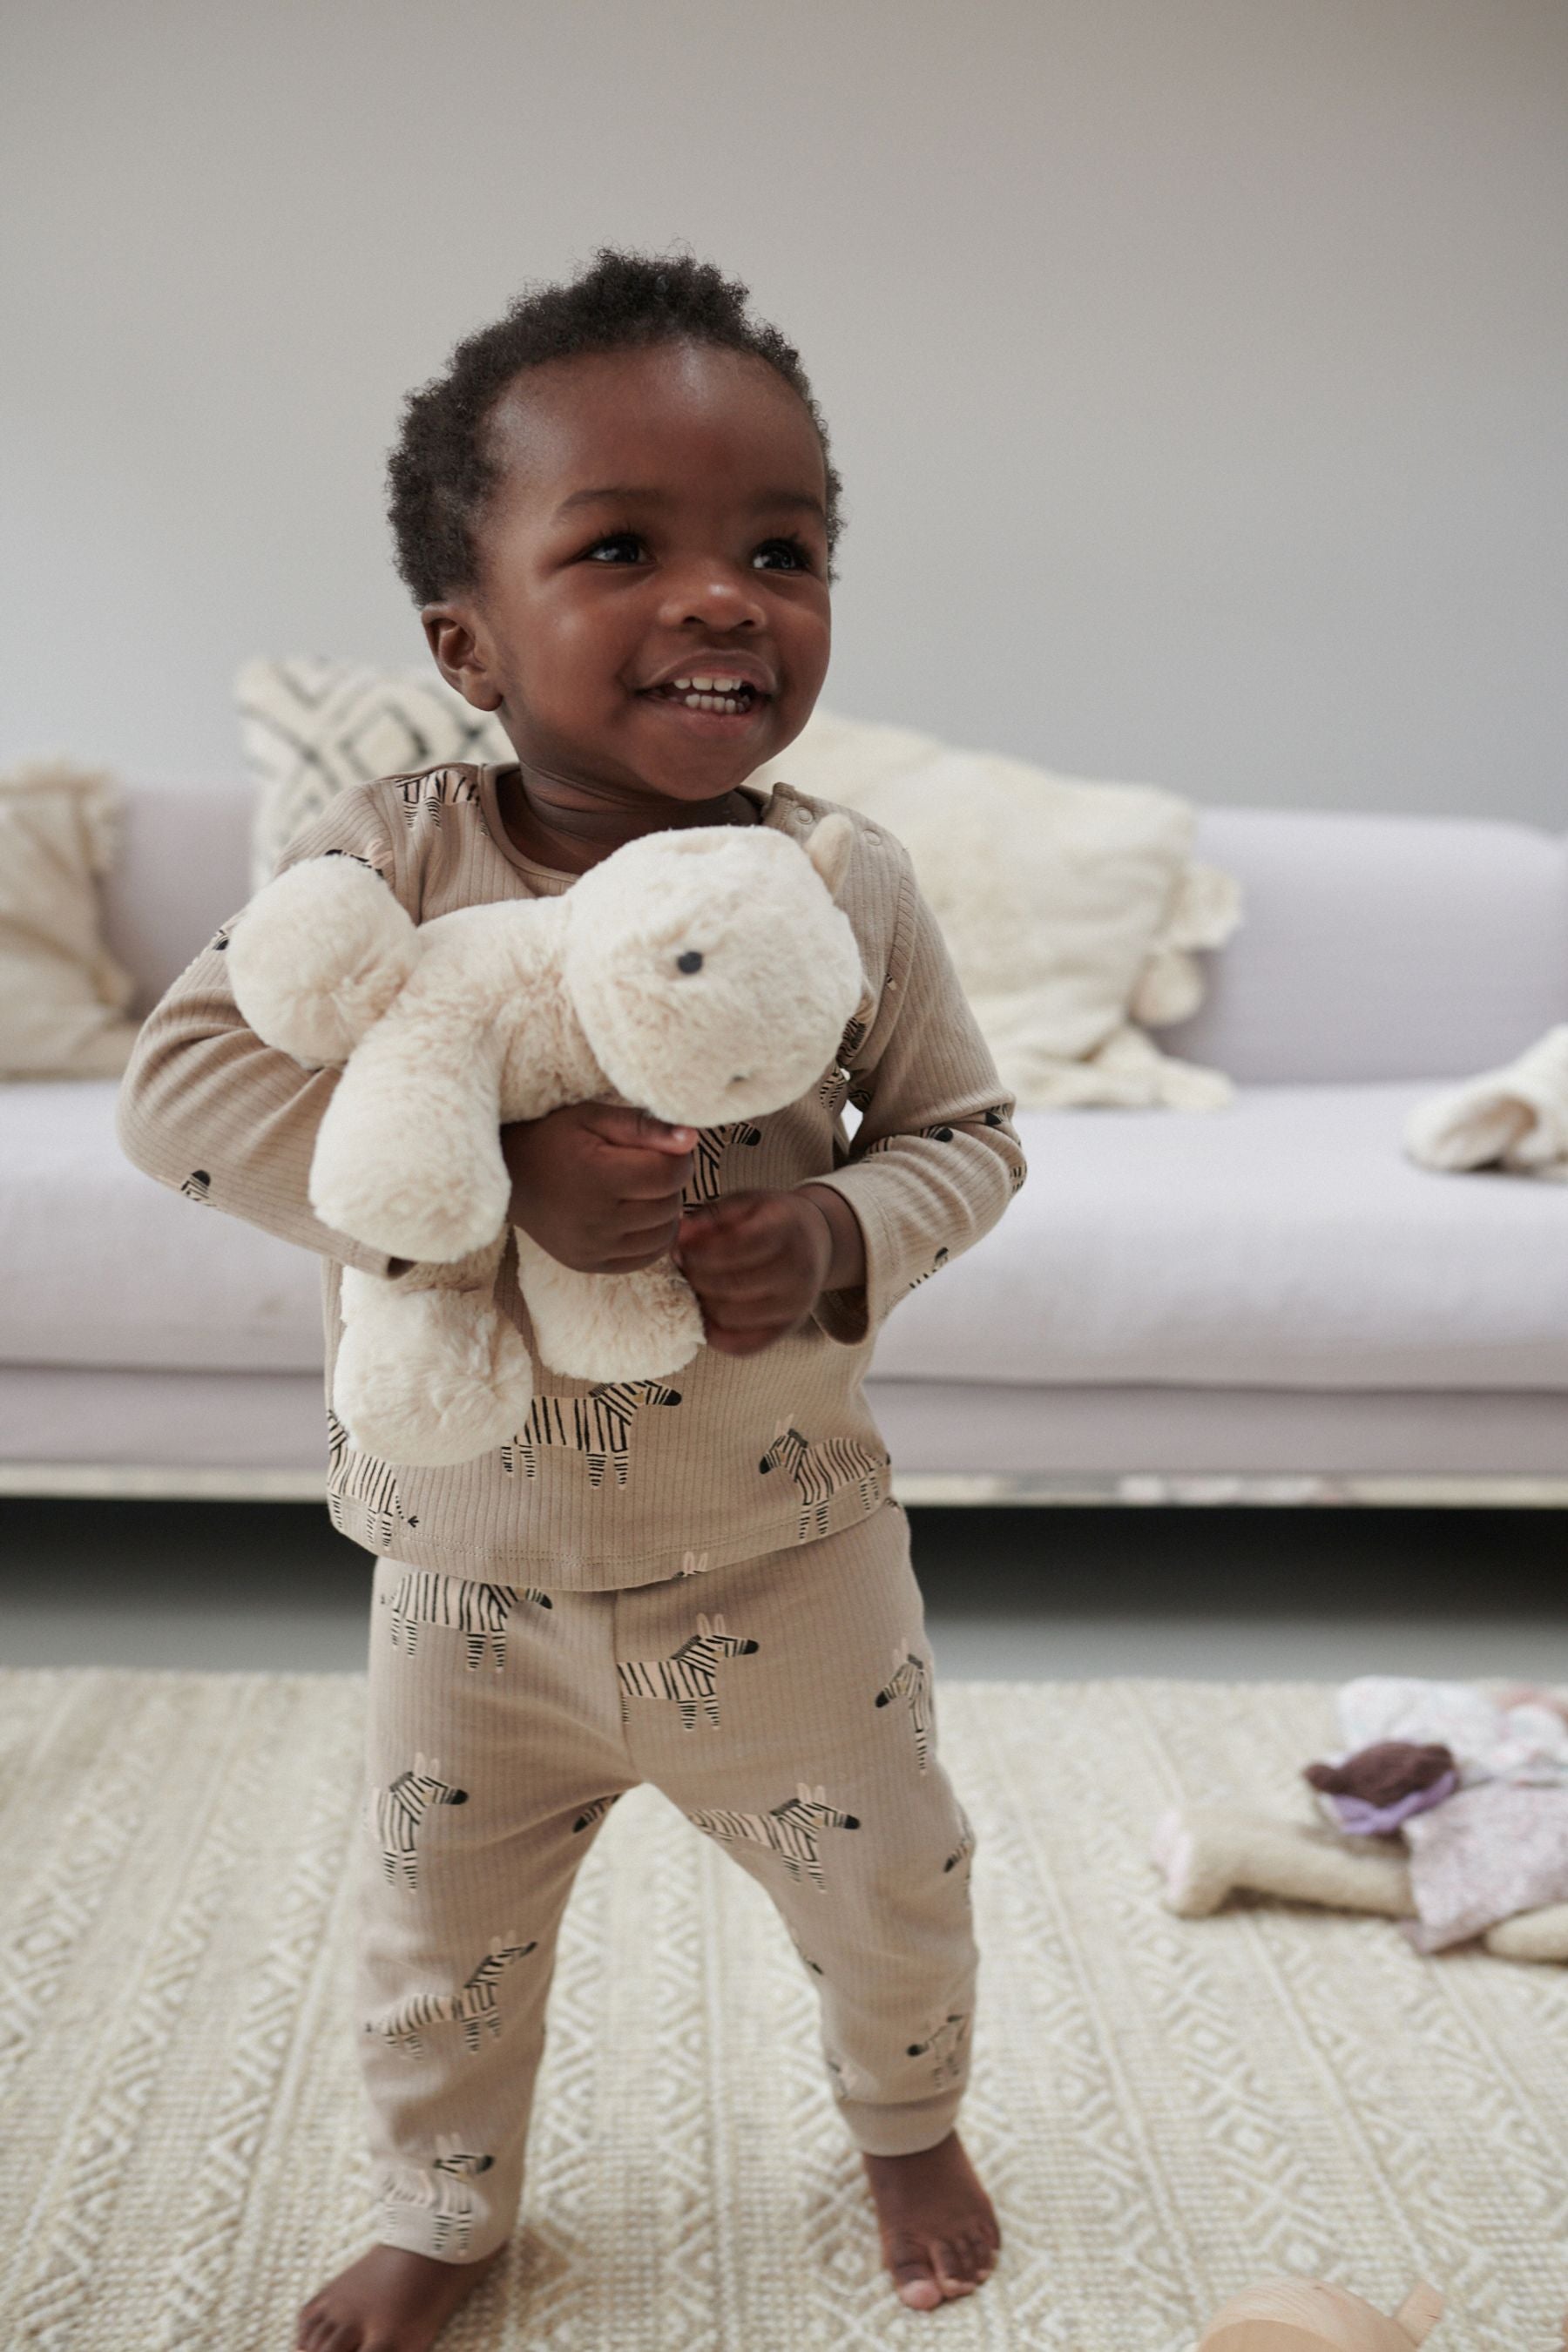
[424,340,832,805]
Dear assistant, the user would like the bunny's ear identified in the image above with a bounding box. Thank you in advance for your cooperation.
[814,1784,827,1803]
[797,1781,812,1802]
[712,1613,726,1632]
[697,1612,711,1636]
[802,813,854,902]
[414,1750,426,1774]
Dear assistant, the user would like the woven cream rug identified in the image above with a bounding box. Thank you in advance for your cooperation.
[2,1671,1566,2352]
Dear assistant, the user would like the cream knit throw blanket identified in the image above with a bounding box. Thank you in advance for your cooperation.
[1404,1026,1568,1181]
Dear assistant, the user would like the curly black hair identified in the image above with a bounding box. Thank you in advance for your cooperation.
[386,245,844,607]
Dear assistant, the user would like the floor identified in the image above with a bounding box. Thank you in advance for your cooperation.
[3,1497,1565,1681]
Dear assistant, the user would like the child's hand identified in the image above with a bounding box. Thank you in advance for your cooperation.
[501,1101,697,1273]
[672,1191,835,1357]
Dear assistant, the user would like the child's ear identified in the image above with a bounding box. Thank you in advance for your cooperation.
[421,605,504,713]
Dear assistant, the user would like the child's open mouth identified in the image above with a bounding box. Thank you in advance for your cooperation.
[639,676,768,725]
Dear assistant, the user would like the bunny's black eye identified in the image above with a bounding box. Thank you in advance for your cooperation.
[677,950,704,974]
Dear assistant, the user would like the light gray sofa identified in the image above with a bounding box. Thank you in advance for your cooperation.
[3,782,1565,1504]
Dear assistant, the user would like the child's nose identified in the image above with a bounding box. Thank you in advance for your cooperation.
[656,562,767,632]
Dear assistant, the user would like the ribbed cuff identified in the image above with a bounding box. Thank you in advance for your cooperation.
[838,2085,966,2158]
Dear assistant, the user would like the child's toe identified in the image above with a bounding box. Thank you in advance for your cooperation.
[886,2234,943,2308]
[932,2237,978,2295]
[959,2227,995,2279]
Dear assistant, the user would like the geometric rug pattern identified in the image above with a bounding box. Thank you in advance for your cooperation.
[2,1669,1565,2350]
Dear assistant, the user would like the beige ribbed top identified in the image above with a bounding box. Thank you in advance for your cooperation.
[116,762,1028,1587]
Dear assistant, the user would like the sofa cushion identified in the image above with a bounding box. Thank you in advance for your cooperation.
[2,1080,322,1372]
[876,1083,1568,1391]
[1160,808,1568,1084]
[746,706,1242,1109]
[98,782,254,1019]
[238,658,509,890]
[0,763,143,1078]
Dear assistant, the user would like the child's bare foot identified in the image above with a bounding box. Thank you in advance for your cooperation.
[295,2242,502,2351]
[862,2129,1001,2309]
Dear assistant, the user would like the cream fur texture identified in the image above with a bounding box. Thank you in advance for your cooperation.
[227,816,864,1465]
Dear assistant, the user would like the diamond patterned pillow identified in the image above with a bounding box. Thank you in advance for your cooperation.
[238,657,510,888]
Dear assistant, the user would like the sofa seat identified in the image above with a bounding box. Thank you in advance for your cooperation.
[5,1078,1565,1394]
[3,1079,321,1374]
[882,1083,1568,1392]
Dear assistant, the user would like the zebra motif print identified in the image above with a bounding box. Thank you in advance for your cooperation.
[179,1170,213,1205]
[905,2010,970,2086]
[678,1120,761,1208]
[977,1100,1030,1193]
[875,1646,932,1773]
[321,847,389,879]
[944,1807,977,1885]
[825,2048,878,2101]
[327,1409,417,1546]
[687,1781,861,1893]
[571,1793,623,1835]
[617,1611,760,1732]
[859,1120,959,1157]
[370,1753,468,1887]
[378,2135,495,2256]
[381,1569,551,1672]
[815,1010,872,1115]
[395,767,481,828]
[757,1420,889,1541]
[499,1378,681,1488]
[907,1247,949,1292]
[368,1934,538,2059]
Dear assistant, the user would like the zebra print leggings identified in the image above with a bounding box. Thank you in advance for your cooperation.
[356,1496,978,2264]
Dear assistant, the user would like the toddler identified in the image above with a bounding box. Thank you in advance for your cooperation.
[117,247,1028,2352]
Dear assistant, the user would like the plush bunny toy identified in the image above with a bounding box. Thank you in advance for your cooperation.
[226,813,866,1468]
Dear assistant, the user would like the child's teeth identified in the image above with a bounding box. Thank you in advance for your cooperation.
[663,677,753,712]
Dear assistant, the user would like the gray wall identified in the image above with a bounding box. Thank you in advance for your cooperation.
[4,0,1565,824]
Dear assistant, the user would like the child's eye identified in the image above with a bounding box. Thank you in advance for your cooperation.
[581,532,814,571]
[585,533,645,563]
[754,536,814,572]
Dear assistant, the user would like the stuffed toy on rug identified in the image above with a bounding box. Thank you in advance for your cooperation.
[226,815,865,1467]
[1151,1801,1568,1963]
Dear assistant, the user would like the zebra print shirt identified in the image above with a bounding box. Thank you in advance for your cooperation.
[116,762,1028,1589]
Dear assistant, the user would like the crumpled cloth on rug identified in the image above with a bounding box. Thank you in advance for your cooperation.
[1402,1024,1568,1180]
[1333,1677,1568,1790]
[1400,1780,1568,1951]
